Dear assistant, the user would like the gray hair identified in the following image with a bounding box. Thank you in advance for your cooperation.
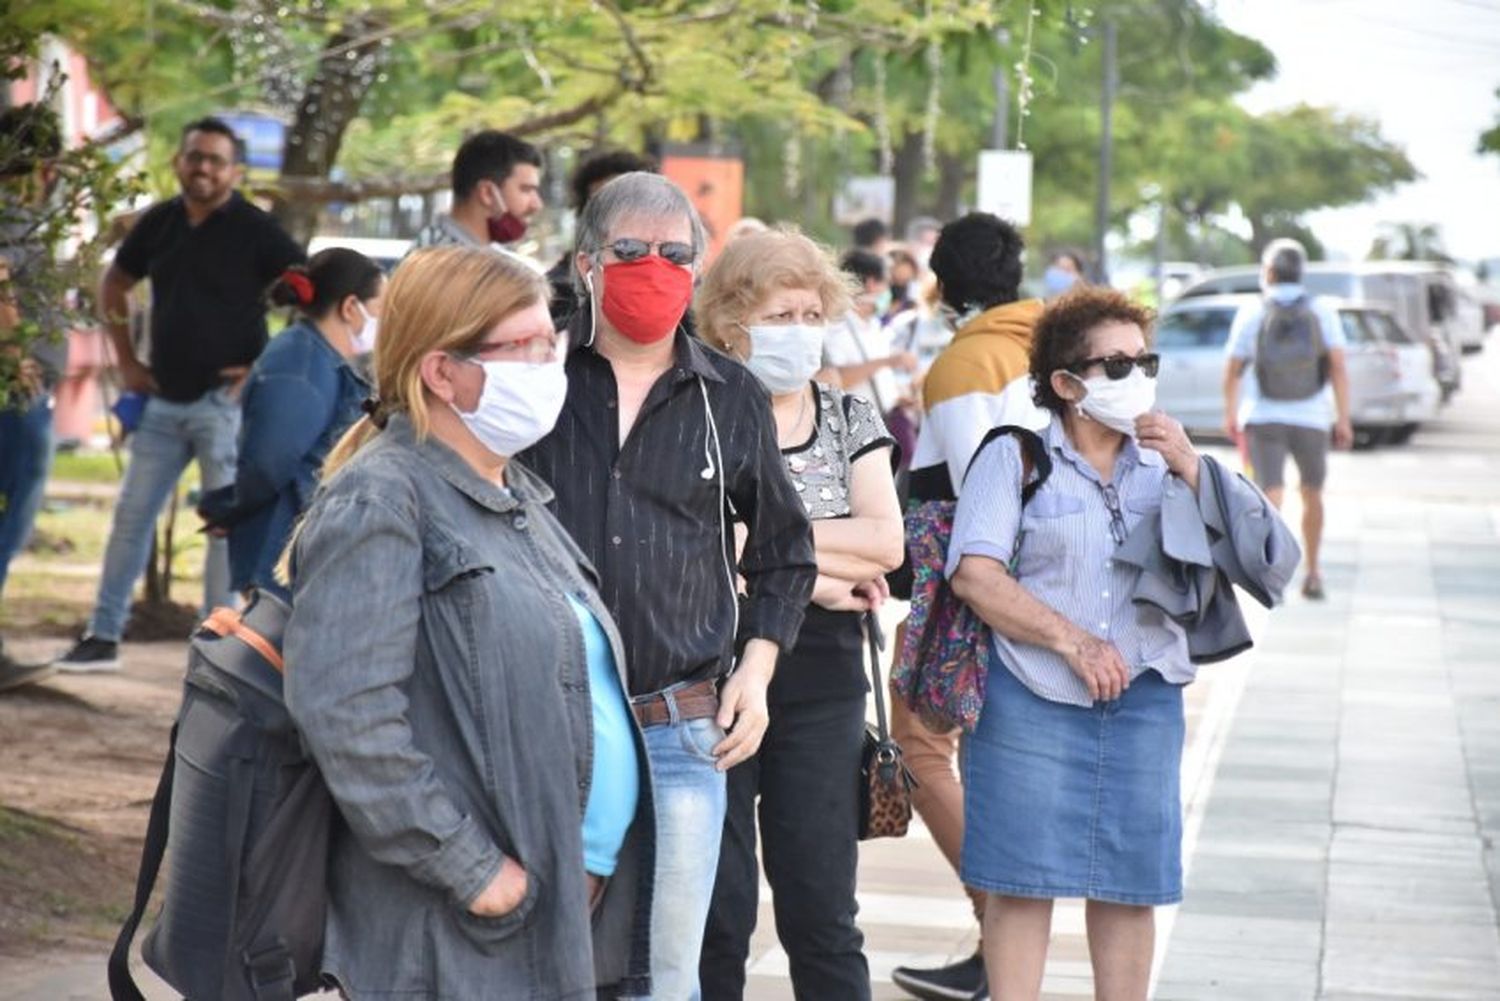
[1261,238,1307,285]
[572,171,707,294]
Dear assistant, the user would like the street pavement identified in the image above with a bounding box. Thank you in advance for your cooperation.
[4,344,1499,1000]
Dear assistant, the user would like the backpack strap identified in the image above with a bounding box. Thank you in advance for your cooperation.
[962,424,1052,503]
[202,607,286,674]
[108,726,177,1001]
[959,424,1053,575]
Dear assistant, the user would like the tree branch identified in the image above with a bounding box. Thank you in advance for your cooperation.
[252,90,627,206]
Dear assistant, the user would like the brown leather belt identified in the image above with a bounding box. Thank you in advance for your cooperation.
[630,678,720,728]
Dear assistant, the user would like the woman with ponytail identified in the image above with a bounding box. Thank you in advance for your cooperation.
[197,247,383,594]
[282,246,654,999]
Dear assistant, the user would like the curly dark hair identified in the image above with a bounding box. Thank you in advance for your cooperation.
[1030,286,1156,414]
[570,149,657,211]
[928,212,1025,312]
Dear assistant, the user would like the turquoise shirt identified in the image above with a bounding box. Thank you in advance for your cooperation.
[567,595,639,877]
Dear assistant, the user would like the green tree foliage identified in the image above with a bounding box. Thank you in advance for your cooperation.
[1480,86,1500,157]
[15,0,1422,267]
[1150,102,1416,259]
[1,23,146,404]
[1368,221,1450,263]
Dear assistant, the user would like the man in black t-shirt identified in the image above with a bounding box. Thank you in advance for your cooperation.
[55,117,303,672]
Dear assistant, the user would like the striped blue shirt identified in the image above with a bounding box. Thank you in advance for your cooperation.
[946,419,1193,707]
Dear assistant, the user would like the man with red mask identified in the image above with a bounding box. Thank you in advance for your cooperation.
[412,129,544,252]
[519,172,815,1000]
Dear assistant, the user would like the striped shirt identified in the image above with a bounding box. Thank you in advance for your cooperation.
[407,214,546,275]
[518,323,816,696]
[946,418,1193,707]
[411,213,482,249]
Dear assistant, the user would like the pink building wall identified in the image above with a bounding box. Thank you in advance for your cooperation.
[10,45,125,444]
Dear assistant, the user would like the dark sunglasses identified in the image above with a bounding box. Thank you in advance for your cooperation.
[1070,352,1160,380]
[602,238,696,267]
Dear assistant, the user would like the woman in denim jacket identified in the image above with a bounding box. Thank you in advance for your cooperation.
[284,246,653,999]
[198,248,380,595]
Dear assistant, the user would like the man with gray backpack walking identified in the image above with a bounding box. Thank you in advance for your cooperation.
[1223,238,1352,600]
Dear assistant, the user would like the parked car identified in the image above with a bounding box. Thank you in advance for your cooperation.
[1154,294,1440,445]
[306,235,413,273]
[1175,262,1464,401]
[1335,304,1441,444]
[1449,268,1491,354]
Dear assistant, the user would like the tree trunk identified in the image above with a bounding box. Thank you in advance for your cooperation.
[936,149,967,221]
[1247,214,1271,258]
[891,130,923,234]
[272,15,386,243]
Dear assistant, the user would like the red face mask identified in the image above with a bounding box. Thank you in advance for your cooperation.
[487,212,528,244]
[599,256,694,345]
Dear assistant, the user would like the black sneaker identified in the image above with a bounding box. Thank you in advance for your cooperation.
[0,648,55,693]
[891,950,988,1000]
[53,636,121,674]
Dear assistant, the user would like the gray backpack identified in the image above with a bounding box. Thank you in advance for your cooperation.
[1254,296,1329,400]
[109,589,332,1001]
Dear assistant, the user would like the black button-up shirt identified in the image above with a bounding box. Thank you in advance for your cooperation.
[114,192,305,402]
[520,323,816,696]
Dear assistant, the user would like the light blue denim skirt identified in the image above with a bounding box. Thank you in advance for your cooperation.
[960,663,1185,906]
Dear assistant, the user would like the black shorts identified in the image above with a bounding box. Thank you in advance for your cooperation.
[1244,422,1330,490]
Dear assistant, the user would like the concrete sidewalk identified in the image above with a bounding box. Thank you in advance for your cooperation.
[1156,493,1500,999]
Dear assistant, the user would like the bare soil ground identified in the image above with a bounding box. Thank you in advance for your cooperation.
[1,473,199,974]
[0,638,184,965]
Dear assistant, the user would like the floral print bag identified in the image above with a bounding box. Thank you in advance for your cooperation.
[892,426,1050,732]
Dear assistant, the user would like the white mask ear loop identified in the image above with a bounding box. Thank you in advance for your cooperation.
[699,375,740,667]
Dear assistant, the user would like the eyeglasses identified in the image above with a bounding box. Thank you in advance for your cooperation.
[456,331,567,365]
[181,150,232,170]
[598,238,696,267]
[1070,352,1160,380]
[1100,484,1128,546]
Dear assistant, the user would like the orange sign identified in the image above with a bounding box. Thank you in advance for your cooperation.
[661,149,744,264]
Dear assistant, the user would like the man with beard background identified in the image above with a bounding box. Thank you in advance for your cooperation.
[54,117,303,672]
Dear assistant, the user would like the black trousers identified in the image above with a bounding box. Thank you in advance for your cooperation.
[700,694,871,1001]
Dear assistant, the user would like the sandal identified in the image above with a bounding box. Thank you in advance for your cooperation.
[1301,576,1326,600]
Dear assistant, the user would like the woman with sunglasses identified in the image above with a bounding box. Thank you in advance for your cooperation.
[283,246,653,999]
[945,286,1199,1001]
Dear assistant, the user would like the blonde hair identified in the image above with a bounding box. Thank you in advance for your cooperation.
[321,245,548,479]
[693,226,854,352]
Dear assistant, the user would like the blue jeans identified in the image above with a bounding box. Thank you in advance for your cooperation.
[88,389,240,640]
[644,709,728,1001]
[0,393,55,597]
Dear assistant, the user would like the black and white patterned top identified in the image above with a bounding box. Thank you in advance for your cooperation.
[783,383,896,520]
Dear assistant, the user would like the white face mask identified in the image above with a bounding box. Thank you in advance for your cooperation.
[454,357,568,458]
[1073,367,1157,436]
[741,322,825,394]
[351,303,379,355]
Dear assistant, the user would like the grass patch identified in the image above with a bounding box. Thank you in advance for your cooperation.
[0,806,60,844]
[5,477,211,634]
[51,449,124,485]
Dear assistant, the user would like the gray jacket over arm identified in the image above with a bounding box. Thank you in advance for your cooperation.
[1116,455,1301,664]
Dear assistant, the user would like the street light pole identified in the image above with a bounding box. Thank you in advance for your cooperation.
[991,28,1010,151]
[991,66,1009,150]
[1094,17,1117,284]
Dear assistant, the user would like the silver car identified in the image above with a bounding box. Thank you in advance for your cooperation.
[1154,294,1441,445]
